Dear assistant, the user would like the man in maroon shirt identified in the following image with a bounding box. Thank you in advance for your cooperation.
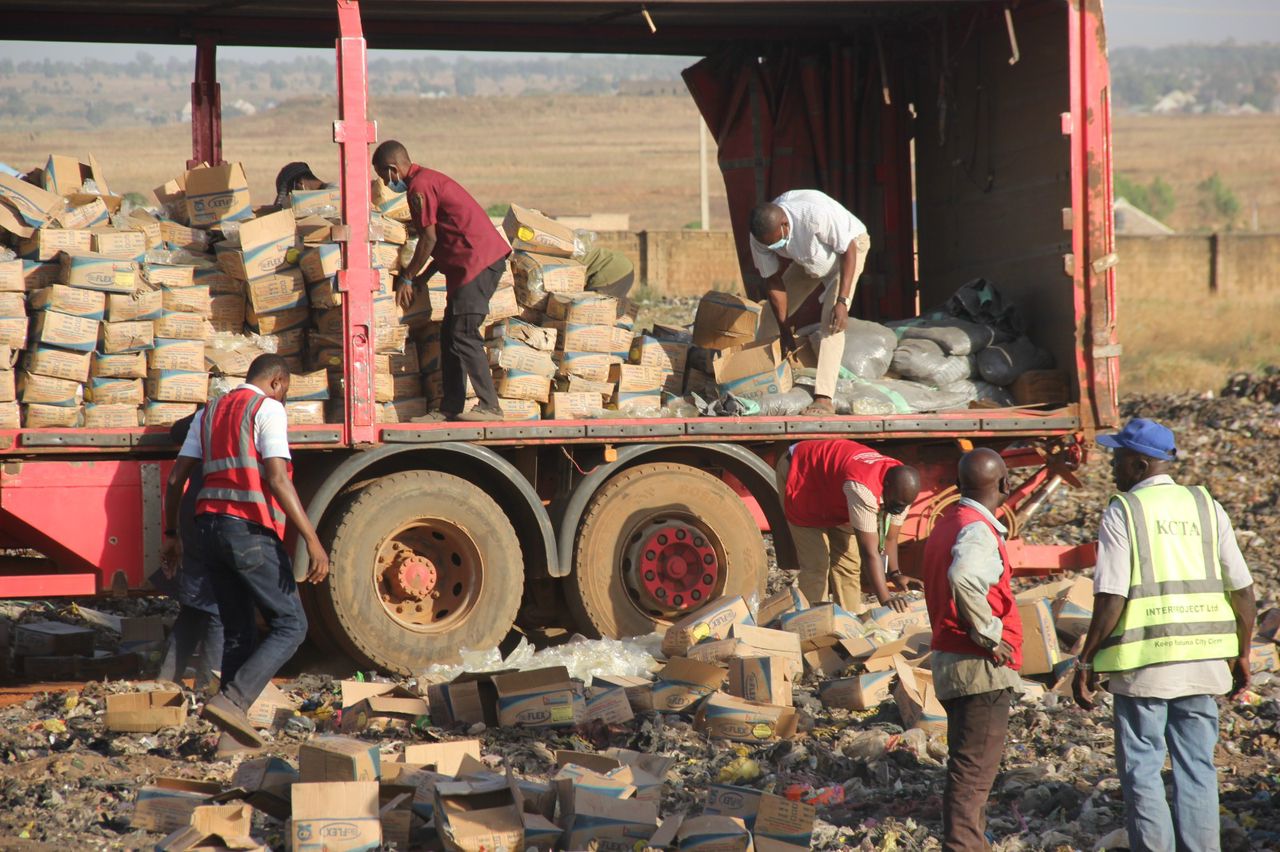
[373,140,510,422]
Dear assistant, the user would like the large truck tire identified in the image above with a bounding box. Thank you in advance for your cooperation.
[567,462,767,639]
[316,470,523,675]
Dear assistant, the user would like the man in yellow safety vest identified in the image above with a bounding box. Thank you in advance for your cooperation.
[1074,417,1255,852]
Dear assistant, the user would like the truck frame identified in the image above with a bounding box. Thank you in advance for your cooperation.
[0,0,1116,674]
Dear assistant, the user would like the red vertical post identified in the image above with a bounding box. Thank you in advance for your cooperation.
[188,35,223,168]
[334,0,379,444]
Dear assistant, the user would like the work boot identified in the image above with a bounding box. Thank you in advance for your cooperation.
[202,693,265,748]
[410,411,448,423]
[213,731,263,760]
[454,406,503,422]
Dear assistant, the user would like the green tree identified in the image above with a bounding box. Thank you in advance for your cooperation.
[1198,172,1240,224]
[1116,174,1175,223]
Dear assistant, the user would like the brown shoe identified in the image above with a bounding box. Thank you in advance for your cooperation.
[454,406,503,422]
[410,411,448,423]
[202,693,265,748]
[213,731,264,760]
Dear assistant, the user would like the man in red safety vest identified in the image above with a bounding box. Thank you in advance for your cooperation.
[775,438,921,613]
[163,354,330,757]
[922,448,1023,851]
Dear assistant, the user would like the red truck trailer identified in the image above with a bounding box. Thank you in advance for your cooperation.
[0,0,1117,674]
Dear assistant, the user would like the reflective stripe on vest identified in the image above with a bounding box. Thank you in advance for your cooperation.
[1093,484,1239,673]
[198,487,287,527]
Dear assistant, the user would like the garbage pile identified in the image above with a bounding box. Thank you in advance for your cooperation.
[2,156,1066,427]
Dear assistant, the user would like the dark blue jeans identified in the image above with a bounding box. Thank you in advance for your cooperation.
[158,605,223,691]
[195,513,308,711]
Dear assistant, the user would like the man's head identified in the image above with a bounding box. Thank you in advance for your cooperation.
[246,353,291,403]
[372,140,413,190]
[274,162,321,206]
[957,448,1010,511]
[1097,417,1176,491]
[749,203,789,251]
[882,465,921,517]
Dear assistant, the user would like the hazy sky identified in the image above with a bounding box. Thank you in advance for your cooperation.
[0,0,1275,62]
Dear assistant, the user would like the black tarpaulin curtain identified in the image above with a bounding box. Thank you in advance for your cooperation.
[683,45,879,305]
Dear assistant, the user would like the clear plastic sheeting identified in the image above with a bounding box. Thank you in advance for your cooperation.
[942,379,1018,407]
[757,386,814,416]
[143,247,217,268]
[420,633,662,685]
[0,247,15,262]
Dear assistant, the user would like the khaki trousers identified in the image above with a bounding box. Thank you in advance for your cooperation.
[775,452,868,614]
[781,231,871,399]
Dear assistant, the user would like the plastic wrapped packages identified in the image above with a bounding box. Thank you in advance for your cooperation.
[419,633,660,685]
[756,386,814,416]
[824,375,972,414]
[900,318,997,355]
[143,247,218,268]
[977,336,1053,386]
[0,247,14,262]
[826,318,898,380]
[890,338,976,386]
[397,237,418,271]
[573,228,598,258]
[941,379,1017,407]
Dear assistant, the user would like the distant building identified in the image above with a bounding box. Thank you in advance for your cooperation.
[1114,197,1174,236]
[1152,89,1195,114]
[616,79,686,97]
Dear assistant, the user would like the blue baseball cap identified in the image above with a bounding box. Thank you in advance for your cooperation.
[1096,418,1177,461]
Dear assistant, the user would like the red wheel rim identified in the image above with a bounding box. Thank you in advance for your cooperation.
[374,520,482,633]
[625,518,722,616]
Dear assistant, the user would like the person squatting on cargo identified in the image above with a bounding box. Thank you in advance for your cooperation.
[273,161,334,208]
[582,245,635,302]
[162,354,331,757]
[749,189,871,418]
[775,438,920,613]
[923,448,1024,852]
[1074,418,1255,852]
[372,140,512,422]
[154,411,224,694]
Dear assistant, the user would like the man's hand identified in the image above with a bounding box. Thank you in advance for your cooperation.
[1229,654,1251,699]
[161,536,182,579]
[305,538,331,584]
[883,593,910,613]
[778,324,796,355]
[828,300,849,334]
[1072,665,1102,710]
[394,282,415,310]
[889,571,924,593]
[991,640,1016,667]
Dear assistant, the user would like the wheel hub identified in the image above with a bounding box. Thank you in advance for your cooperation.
[374,522,481,631]
[383,550,438,602]
[629,521,720,613]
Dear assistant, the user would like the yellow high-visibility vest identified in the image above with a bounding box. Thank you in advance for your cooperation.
[1093,484,1239,673]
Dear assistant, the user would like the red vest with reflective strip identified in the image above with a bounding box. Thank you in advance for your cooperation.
[784,440,901,528]
[924,503,1023,669]
[195,387,290,539]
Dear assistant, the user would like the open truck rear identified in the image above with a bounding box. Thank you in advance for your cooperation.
[0,0,1118,674]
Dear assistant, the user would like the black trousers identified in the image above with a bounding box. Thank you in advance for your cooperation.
[941,688,1014,851]
[442,257,504,414]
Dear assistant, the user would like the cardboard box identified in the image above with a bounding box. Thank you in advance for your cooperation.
[802,634,907,678]
[29,284,106,319]
[864,598,931,636]
[503,204,577,257]
[210,294,247,333]
[496,398,541,421]
[754,793,816,849]
[93,229,147,260]
[433,776,525,852]
[1250,640,1279,673]
[289,186,343,217]
[16,371,81,407]
[560,788,657,852]
[541,390,600,420]
[104,690,187,732]
[185,162,252,227]
[0,259,22,292]
[163,285,212,317]
[492,666,582,728]
[370,179,410,221]
[0,400,17,429]
[14,621,96,656]
[161,221,214,253]
[23,402,82,428]
[104,288,165,322]
[552,764,636,819]
[0,369,13,404]
[247,268,308,315]
[818,668,897,711]
[546,292,617,325]
[728,654,793,706]
[686,624,803,677]
[59,252,138,293]
[1018,598,1063,676]
[286,368,329,402]
[892,657,947,735]
[521,813,562,852]
[219,209,297,281]
[153,311,208,341]
[131,778,225,834]
[22,347,93,383]
[245,682,299,730]
[630,335,690,375]
[693,291,761,349]
[83,403,141,428]
[663,595,755,657]
[591,674,655,713]
[583,686,636,726]
[1011,369,1070,405]
[554,350,616,382]
[149,339,207,374]
[1051,576,1095,640]
[86,377,144,406]
[677,815,752,852]
[694,692,799,742]
[99,319,155,354]
[704,784,763,828]
[494,369,552,403]
[22,260,61,290]
[143,402,198,426]
[223,756,299,822]
[20,228,94,261]
[488,317,557,351]
[425,671,511,728]
[155,803,265,852]
[0,172,63,228]
[299,736,381,782]
[712,338,793,400]
[608,362,669,394]
[291,781,381,852]
[651,657,727,713]
[43,153,111,196]
[400,740,481,776]
[512,252,587,297]
[0,316,27,350]
[92,351,149,379]
[0,292,22,321]
[755,586,810,628]
[300,242,341,284]
[488,339,557,378]
[779,602,866,643]
[340,683,429,733]
[146,370,208,404]
[484,285,518,324]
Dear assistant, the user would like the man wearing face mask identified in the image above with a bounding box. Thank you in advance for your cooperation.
[749,190,871,418]
[922,448,1023,851]
[775,439,921,613]
[162,354,331,757]
[372,140,510,422]
[1074,418,1254,852]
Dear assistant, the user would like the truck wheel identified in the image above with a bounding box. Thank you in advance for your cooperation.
[318,470,523,675]
[568,462,767,639]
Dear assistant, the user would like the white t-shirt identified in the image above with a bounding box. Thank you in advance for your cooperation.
[179,383,292,461]
[749,189,867,281]
[1093,474,1253,699]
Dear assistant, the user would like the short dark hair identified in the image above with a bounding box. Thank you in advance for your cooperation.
[275,161,318,200]
[749,203,785,241]
[372,140,410,168]
[246,353,290,384]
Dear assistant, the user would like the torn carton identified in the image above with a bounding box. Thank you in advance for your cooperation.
[156,803,265,852]
[694,693,799,742]
[299,736,381,782]
[433,775,525,852]
[492,666,584,728]
[892,656,948,735]
[104,690,187,732]
[662,595,755,657]
[291,781,381,852]
[819,667,897,711]
[651,657,727,713]
[401,740,482,777]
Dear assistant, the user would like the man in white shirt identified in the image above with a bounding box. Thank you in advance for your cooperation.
[163,354,330,757]
[749,189,871,417]
[1074,418,1255,852]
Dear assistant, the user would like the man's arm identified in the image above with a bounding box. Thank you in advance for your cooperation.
[396,224,438,309]
[765,272,795,351]
[261,457,330,584]
[853,529,903,611]
[162,456,197,577]
[1071,592,1127,709]
[1228,584,1256,697]
[829,236,865,334]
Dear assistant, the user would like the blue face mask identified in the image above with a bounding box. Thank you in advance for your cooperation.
[766,234,788,251]
[388,177,408,193]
